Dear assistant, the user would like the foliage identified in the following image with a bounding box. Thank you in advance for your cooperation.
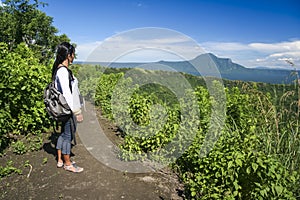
[178,131,297,199]
[76,64,104,101]
[27,132,44,151]
[0,160,22,178]
[92,65,300,198]
[42,157,48,164]
[0,0,71,64]
[95,72,124,119]
[10,134,43,155]
[11,140,27,155]
[0,42,51,153]
[176,86,297,199]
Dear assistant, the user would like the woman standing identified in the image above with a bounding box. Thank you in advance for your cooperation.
[52,42,84,173]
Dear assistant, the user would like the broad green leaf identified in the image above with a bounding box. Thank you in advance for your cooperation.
[252,163,258,172]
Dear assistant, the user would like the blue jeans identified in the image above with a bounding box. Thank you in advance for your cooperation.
[56,116,76,155]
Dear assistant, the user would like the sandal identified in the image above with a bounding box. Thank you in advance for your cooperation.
[57,161,64,168]
[57,160,76,168]
[64,164,83,173]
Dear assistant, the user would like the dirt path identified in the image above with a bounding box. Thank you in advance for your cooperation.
[0,102,184,200]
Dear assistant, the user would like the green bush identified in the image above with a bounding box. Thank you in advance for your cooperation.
[77,64,104,101]
[178,129,296,199]
[11,140,27,155]
[95,72,124,119]
[0,42,51,152]
[0,161,22,178]
[176,86,298,199]
[94,68,299,198]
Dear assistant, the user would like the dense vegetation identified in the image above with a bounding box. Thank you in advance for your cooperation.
[0,0,73,154]
[0,0,70,176]
[1,49,299,198]
[0,0,72,64]
[82,65,300,199]
[0,0,299,198]
[0,42,50,152]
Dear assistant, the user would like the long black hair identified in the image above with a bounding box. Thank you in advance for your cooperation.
[51,42,75,79]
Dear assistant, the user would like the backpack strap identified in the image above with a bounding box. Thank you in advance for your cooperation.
[53,65,74,93]
[67,68,74,94]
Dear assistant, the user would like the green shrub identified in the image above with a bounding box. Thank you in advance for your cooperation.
[0,161,22,178]
[176,86,298,199]
[94,68,300,198]
[77,65,104,101]
[95,72,124,119]
[179,130,297,199]
[0,42,51,153]
[11,140,27,155]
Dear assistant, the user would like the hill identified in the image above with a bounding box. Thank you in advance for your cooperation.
[78,53,299,84]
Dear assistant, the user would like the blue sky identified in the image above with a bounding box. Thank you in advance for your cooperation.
[37,0,300,68]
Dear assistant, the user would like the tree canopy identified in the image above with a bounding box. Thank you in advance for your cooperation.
[0,0,72,63]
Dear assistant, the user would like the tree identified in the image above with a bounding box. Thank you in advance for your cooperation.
[0,0,72,63]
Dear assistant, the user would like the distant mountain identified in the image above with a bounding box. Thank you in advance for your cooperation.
[255,66,289,70]
[184,53,298,84]
[79,53,299,84]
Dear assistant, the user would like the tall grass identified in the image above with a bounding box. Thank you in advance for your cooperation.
[236,62,300,197]
[242,60,300,195]
[276,60,300,173]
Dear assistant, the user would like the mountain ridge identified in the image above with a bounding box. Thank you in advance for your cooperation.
[77,53,299,84]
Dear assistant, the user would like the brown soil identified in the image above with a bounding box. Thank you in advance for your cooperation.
[0,104,185,200]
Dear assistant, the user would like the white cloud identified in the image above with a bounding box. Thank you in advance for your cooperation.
[77,28,206,62]
[201,42,252,51]
[201,40,300,69]
[249,41,300,52]
[132,1,147,8]
[76,41,102,61]
[75,28,300,69]
[269,51,300,58]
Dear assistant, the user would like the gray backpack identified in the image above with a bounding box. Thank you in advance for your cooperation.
[43,66,73,123]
